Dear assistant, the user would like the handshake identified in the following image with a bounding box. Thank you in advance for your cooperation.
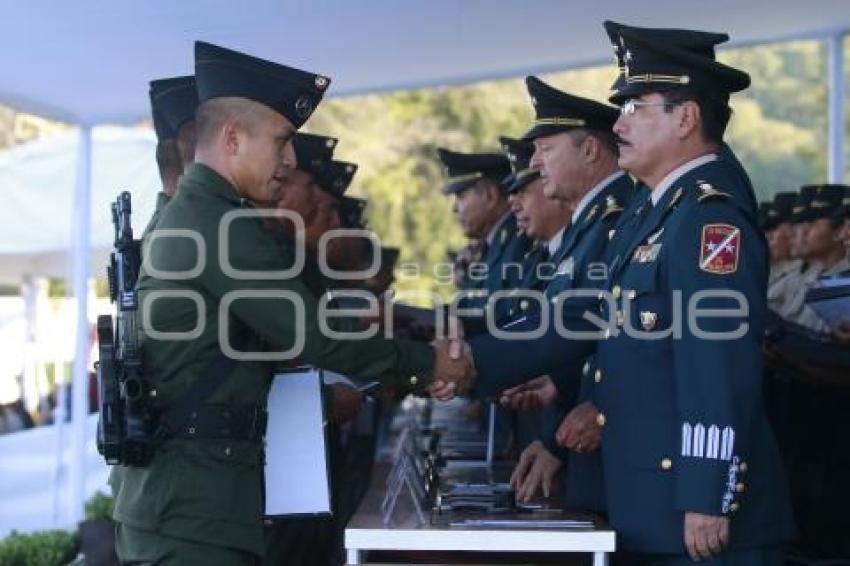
[428,336,477,401]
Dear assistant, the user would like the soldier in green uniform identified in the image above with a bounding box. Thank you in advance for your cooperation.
[143,75,198,240]
[110,42,473,565]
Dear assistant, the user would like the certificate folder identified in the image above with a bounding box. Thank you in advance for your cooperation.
[264,367,332,517]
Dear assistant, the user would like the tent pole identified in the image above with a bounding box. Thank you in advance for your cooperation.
[68,125,93,526]
[21,274,39,412]
[827,32,847,184]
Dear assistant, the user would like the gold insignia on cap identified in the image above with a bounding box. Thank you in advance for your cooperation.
[640,311,658,331]
[626,73,691,85]
[314,75,329,90]
[534,117,586,127]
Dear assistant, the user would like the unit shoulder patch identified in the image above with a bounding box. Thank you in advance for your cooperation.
[699,223,740,274]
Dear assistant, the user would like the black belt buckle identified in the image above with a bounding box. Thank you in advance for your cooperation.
[251,406,268,440]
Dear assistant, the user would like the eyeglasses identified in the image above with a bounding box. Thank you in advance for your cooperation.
[620,99,678,116]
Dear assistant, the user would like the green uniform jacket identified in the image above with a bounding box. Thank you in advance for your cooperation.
[140,191,171,242]
[111,163,434,555]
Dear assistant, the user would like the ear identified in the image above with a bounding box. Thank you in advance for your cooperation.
[221,119,240,156]
[678,101,702,140]
[581,135,600,164]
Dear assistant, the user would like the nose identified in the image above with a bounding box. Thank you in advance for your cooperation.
[530,148,544,170]
[508,193,521,212]
[282,139,297,169]
[613,114,627,137]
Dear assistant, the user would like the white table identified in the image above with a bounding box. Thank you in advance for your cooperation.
[344,465,616,565]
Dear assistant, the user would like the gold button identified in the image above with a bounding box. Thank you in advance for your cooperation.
[626,290,637,300]
[612,285,621,299]
[660,458,673,471]
[594,369,602,383]
[583,362,590,375]
[739,461,748,473]
[520,299,529,311]
[410,375,419,386]
[596,413,606,427]
[736,483,745,493]
[729,502,740,513]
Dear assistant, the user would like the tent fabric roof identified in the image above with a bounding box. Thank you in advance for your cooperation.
[0,127,158,281]
[2,0,849,126]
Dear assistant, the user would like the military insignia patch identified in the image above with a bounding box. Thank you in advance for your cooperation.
[700,224,740,274]
[632,243,662,263]
[639,311,658,331]
[294,95,314,118]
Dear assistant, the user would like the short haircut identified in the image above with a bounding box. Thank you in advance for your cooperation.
[662,88,732,144]
[567,127,619,158]
[194,97,266,148]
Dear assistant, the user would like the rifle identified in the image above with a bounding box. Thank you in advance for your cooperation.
[96,191,156,466]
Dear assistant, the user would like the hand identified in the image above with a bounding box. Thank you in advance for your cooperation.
[328,383,363,425]
[509,441,562,503]
[833,321,850,344]
[429,338,476,401]
[555,401,602,453]
[684,512,729,561]
[500,375,558,411]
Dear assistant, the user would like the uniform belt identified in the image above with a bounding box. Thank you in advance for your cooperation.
[162,403,268,443]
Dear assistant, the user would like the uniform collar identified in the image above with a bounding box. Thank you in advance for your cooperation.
[572,170,626,223]
[650,153,718,206]
[485,211,513,247]
[180,162,244,206]
[547,224,568,257]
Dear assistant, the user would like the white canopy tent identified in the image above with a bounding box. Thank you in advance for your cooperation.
[0,0,848,529]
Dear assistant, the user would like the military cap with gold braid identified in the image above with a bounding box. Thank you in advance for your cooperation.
[803,184,848,221]
[194,41,330,129]
[523,76,619,141]
[498,136,540,194]
[832,185,850,222]
[791,185,819,223]
[760,191,797,230]
[605,23,749,105]
[149,75,198,137]
[603,21,729,95]
[437,148,511,195]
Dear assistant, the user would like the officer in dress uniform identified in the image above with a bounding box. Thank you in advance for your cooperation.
[471,76,634,509]
[437,147,533,326]
[498,135,572,323]
[440,22,796,564]
[111,42,471,564]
